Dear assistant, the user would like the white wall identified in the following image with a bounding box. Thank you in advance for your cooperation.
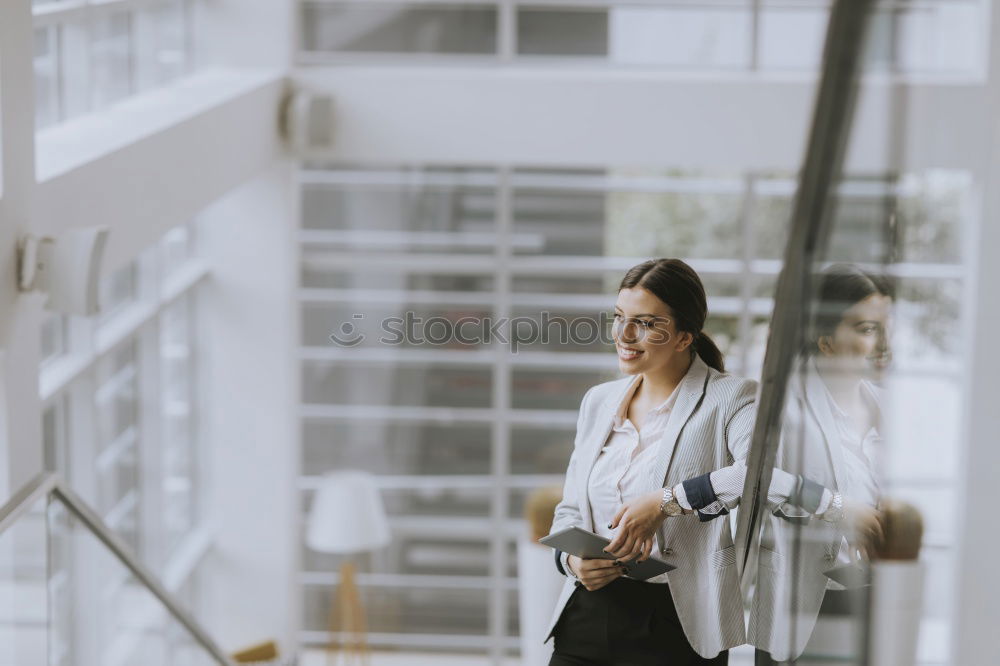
[0,0,299,655]
[194,0,296,70]
[196,163,301,653]
[0,0,39,499]
[953,0,1000,659]
[295,66,985,174]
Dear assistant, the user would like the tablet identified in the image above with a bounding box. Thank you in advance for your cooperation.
[823,563,871,589]
[539,526,676,581]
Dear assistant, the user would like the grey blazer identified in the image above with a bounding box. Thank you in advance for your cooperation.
[544,355,757,659]
[747,362,883,661]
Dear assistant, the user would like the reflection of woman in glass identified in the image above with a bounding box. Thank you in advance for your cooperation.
[751,264,892,663]
[544,258,757,665]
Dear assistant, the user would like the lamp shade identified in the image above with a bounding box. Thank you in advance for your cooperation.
[306,471,391,554]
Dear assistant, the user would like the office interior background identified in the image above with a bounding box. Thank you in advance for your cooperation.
[1,0,999,664]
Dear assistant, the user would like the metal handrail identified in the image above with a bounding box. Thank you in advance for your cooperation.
[0,472,235,666]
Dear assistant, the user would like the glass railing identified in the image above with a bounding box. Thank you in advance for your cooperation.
[737,0,962,663]
[0,474,231,666]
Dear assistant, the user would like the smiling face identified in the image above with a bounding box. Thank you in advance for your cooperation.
[816,293,893,379]
[612,287,694,376]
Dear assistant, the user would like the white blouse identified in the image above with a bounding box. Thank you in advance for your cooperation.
[588,372,681,546]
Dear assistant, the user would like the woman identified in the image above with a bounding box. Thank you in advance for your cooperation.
[750,264,892,664]
[544,258,757,665]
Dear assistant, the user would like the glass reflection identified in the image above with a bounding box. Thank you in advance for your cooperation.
[751,265,894,664]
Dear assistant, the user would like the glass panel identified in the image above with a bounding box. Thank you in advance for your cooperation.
[301,265,494,292]
[605,183,746,260]
[91,12,134,109]
[507,589,520,638]
[895,171,969,264]
[382,487,491,518]
[303,584,490,635]
[511,185,606,256]
[0,497,48,666]
[302,534,492,578]
[511,272,619,295]
[99,262,139,323]
[42,398,71,477]
[160,225,193,279]
[40,314,68,365]
[95,340,141,553]
[823,184,896,265]
[59,21,90,121]
[605,5,751,67]
[301,184,497,241]
[510,368,616,411]
[750,179,795,261]
[512,174,745,259]
[892,277,962,364]
[758,6,828,71]
[161,295,198,557]
[303,361,493,408]
[517,8,609,57]
[761,2,983,75]
[96,341,139,445]
[34,26,60,129]
[737,6,981,656]
[509,486,559,521]
[510,426,574,476]
[518,4,752,66]
[745,160,971,665]
[302,421,492,476]
[135,0,188,91]
[300,2,498,55]
[48,497,218,666]
[512,273,755,315]
[754,177,920,263]
[894,2,980,74]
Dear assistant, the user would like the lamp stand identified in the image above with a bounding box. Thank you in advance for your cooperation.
[326,560,370,666]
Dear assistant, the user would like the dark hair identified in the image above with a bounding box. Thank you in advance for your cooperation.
[618,258,725,372]
[811,263,895,352]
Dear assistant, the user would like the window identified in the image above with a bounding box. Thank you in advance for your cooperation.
[296,164,971,656]
[37,222,210,661]
[32,0,194,130]
[298,0,986,77]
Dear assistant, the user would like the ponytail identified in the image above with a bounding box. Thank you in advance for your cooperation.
[693,331,725,373]
[620,259,727,373]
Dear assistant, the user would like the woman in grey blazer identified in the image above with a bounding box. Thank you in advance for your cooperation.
[750,264,892,664]
[545,258,757,665]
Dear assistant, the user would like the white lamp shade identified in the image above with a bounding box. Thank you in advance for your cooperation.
[306,471,391,554]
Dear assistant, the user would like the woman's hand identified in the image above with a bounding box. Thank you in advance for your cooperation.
[604,490,669,562]
[841,500,885,561]
[567,555,624,591]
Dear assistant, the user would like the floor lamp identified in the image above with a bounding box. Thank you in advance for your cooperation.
[307,471,391,666]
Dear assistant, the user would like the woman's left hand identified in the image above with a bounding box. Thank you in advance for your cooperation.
[604,490,669,562]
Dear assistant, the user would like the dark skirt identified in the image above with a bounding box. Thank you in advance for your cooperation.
[549,577,729,666]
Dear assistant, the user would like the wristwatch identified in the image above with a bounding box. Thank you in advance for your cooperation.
[821,491,845,524]
[659,486,684,517]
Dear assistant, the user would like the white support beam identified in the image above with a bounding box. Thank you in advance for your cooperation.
[295,67,985,173]
[196,164,300,652]
[952,2,1000,661]
[33,68,288,273]
[0,0,43,496]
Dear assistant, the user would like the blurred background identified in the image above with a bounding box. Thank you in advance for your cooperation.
[1,1,997,665]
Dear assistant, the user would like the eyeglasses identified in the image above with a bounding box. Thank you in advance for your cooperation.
[611,313,672,343]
